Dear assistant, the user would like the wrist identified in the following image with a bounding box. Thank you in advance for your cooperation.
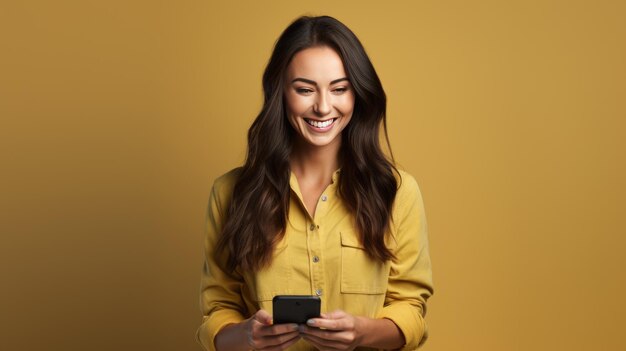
[215,321,250,351]
[355,316,405,349]
[353,316,371,346]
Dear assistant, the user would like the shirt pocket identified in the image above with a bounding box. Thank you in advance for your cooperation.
[252,237,292,303]
[340,230,391,295]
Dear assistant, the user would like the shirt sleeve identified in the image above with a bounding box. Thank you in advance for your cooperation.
[377,172,435,350]
[195,177,247,351]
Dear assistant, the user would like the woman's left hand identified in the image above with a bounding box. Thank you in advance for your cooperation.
[298,310,364,350]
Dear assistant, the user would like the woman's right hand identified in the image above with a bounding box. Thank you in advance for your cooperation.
[216,309,301,351]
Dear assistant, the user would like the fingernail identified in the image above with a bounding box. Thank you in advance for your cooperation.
[291,323,298,330]
[306,319,315,326]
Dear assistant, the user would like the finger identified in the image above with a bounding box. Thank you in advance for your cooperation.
[301,333,346,350]
[322,309,346,319]
[299,325,352,343]
[250,330,298,349]
[258,332,301,351]
[257,323,299,337]
[274,333,302,351]
[298,324,318,335]
[246,330,253,348]
[257,330,300,349]
[306,317,346,331]
[248,312,274,349]
[279,333,302,350]
[254,309,273,325]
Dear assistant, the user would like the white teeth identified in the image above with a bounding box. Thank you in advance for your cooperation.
[306,118,335,128]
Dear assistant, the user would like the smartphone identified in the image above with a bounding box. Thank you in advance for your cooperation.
[272,295,321,324]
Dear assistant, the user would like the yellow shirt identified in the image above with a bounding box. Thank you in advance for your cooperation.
[196,167,434,351]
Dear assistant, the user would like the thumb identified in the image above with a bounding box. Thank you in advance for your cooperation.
[322,309,346,319]
[254,309,273,325]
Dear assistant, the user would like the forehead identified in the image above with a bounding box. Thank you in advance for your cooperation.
[286,46,347,82]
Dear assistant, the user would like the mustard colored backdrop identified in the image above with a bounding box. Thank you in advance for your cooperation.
[1,1,624,350]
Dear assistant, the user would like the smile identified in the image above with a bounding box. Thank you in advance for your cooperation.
[304,118,337,128]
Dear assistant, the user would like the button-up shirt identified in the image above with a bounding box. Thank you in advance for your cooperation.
[196,167,434,350]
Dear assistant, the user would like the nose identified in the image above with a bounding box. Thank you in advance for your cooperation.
[313,91,331,116]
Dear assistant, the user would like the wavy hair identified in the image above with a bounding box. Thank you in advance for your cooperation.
[216,15,400,272]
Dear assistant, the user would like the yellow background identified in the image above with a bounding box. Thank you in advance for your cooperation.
[1,1,624,350]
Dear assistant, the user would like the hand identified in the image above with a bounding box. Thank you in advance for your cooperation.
[298,310,363,351]
[243,309,301,350]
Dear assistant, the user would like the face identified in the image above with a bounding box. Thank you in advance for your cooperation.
[284,46,355,149]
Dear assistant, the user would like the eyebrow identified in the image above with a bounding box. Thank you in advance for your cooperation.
[291,77,350,85]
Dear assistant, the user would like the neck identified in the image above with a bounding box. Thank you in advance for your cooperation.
[289,138,342,184]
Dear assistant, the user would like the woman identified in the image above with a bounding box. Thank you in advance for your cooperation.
[196,15,434,351]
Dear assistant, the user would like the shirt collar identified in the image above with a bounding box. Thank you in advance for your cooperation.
[289,168,342,201]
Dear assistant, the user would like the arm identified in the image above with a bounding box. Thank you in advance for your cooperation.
[377,173,435,349]
[195,179,247,351]
[195,175,301,351]
[356,316,405,349]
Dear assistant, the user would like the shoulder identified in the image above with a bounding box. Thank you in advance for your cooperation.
[392,168,425,218]
[389,169,428,248]
[395,168,421,200]
[209,166,243,207]
[212,166,243,190]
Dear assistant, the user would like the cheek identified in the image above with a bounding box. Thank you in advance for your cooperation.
[337,95,355,114]
[284,97,300,129]
[285,94,309,116]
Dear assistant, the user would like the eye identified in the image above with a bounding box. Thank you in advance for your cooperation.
[333,87,349,94]
[296,88,314,95]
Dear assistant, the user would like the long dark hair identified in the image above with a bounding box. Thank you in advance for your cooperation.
[216,15,400,272]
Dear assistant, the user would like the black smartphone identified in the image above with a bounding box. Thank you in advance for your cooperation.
[272,295,321,324]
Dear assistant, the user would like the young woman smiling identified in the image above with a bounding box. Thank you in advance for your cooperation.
[196,15,434,351]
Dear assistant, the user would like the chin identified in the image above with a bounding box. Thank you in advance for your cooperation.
[302,134,342,148]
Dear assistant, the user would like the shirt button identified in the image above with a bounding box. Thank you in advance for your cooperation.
[309,224,315,231]
[315,289,322,296]
[321,195,327,201]
[312,256,319,263]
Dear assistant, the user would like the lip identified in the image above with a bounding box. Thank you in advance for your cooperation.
[304,117,337,123]
[304,117,338,132]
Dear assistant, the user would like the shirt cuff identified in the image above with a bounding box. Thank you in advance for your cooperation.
[196,309,246,351]
[378,302,427,350]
